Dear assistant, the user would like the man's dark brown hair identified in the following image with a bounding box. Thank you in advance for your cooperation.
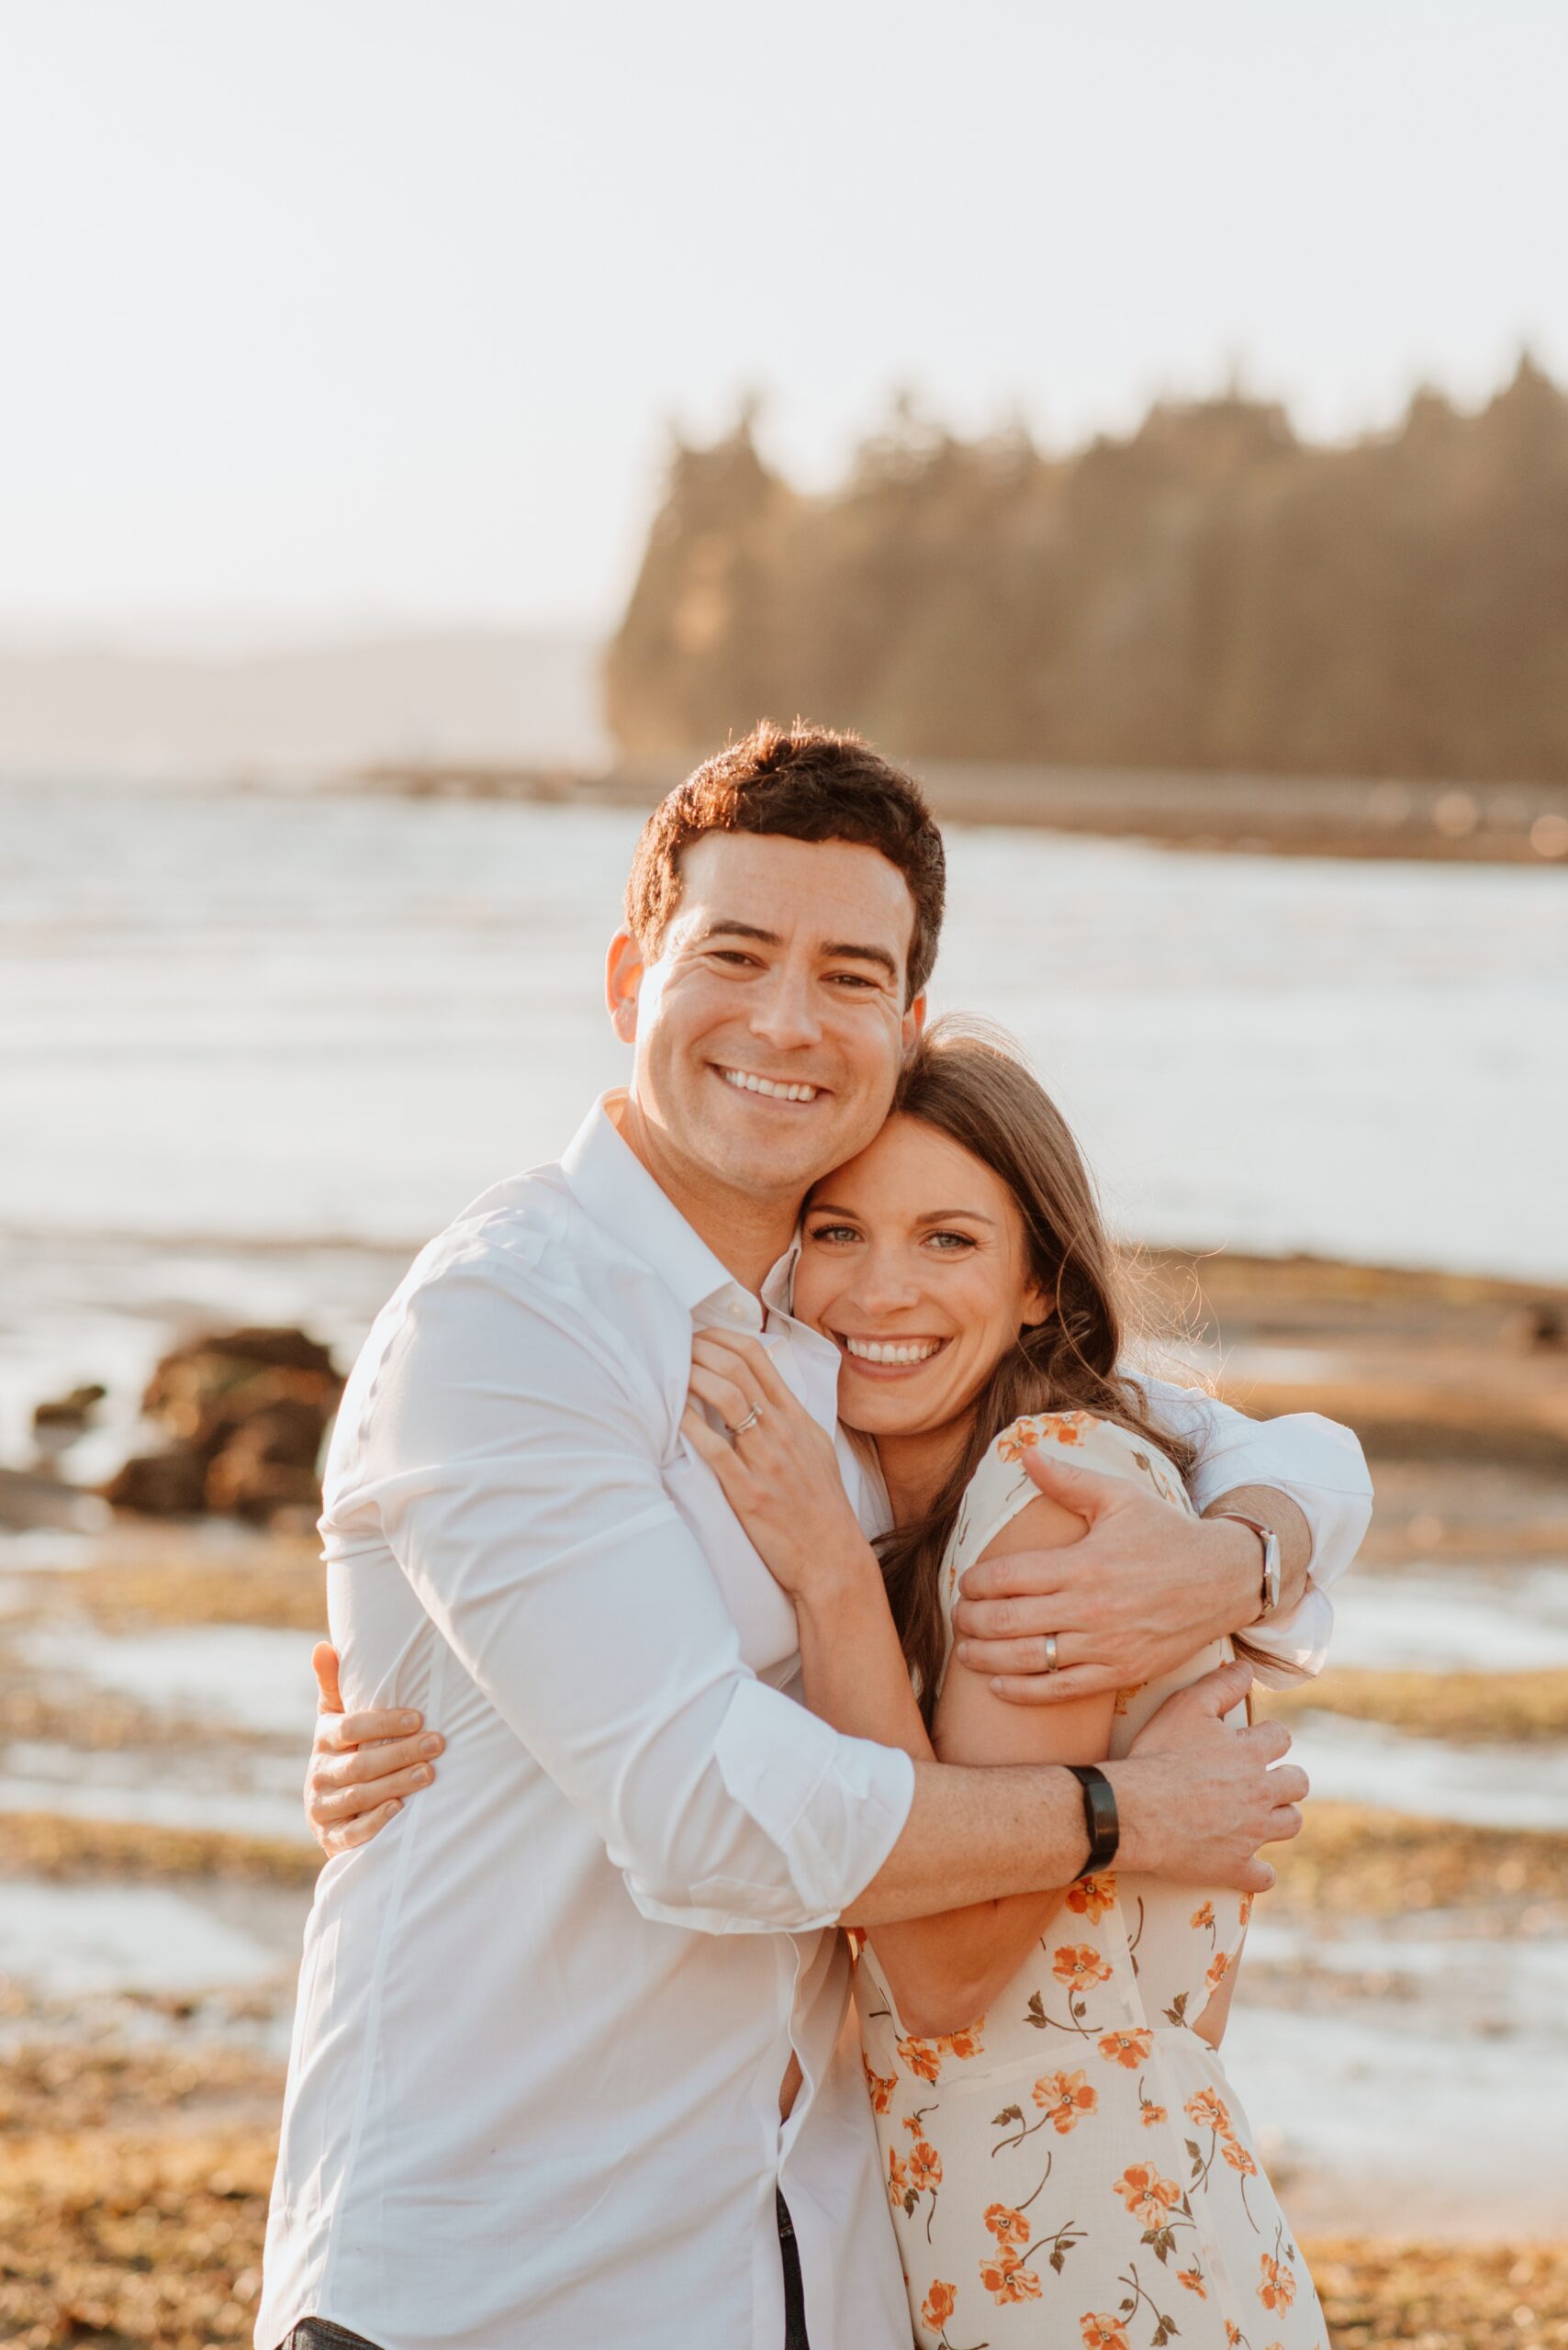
[623,721,946,1001]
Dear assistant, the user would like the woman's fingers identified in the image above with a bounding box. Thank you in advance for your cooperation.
[692,1329,792,1407]
[310,1758,438,1826]
[314,1706,423,1754]
[681,1404,745,1487]
[687,1361,756,1431]
[322,1797,403,1854]
[314,1730,443,1790]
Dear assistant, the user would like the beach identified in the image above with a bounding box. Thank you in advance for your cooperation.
[3,779,1565,2342]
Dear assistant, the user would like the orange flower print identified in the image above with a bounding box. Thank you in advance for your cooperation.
[984,2203,1031,2247]
[1239,1892,1255,1928]
[921,2280,958,2333]
[1190,1900,1215,1930]
[1032,2067,1099,2133]
[907,2137,942,2194]
[1053,1943,1114,1993]
[1184,2087,1232,2134]
[1224,2326,1243,2347]
[1258,2255,1296,2311]
[1114,2162,1182,2227]
[937,2020,985,2061]
[1045,1412,1090,1445]
[1097,2028,1153,2069]
[1177,2268,1207,2298]
[1222,2136,1259,2177]
[1206,1950,1232,1996]
[897,2033,942,2084]
[887,2147,910,2209]
[995,1419,1041,1462]
[861,2054,896,2115]
[980,2251,1042,2304]
[1067,1873,1117,1923]
[1081,2316,1131,2350]
[1139,2097,1168,2128]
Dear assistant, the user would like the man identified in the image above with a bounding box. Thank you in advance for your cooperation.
[259,723,1370,2350]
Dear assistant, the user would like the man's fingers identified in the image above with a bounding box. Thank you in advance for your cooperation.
[1266,1804,1304,1843]
[956,1554,1072,1606]
[313,1641,344,1715]
[1175,1659,1257,1719]
[1266,1762,1310,1808]
[951,1593,1072,1645]
[954,1628,1081,1678]
[983,1664,1122,1707]
[1018,1449,1115,1521]
[1237,1857,1277,1896]
[316,1706,424,1753]
[1245,1717,1294,1765]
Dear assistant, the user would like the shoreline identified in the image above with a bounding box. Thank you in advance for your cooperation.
[346,754,1568,865]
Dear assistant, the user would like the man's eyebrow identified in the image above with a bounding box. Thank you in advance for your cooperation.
[695,919,900,981]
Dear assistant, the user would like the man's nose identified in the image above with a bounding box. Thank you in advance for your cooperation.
[748,968,822,1051]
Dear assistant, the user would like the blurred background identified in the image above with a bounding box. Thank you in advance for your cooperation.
[2,6,1566,2344]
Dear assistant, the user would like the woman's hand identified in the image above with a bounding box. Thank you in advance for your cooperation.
[682,1330,878,1603]
[304,1641,444,1857]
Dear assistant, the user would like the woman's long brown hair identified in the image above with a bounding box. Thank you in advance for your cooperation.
[859,1018,1200,1726]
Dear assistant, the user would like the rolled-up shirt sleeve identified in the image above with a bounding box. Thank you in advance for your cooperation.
[1138,1377,1374,1683]
[352,1249,913,1934]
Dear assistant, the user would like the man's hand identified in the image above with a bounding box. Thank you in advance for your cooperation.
[950,1449,1302,1704]
[1110,1658,1309,1893]
[304,1641,444,1857]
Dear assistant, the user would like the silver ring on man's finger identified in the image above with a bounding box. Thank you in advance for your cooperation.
[725,1403,764,1438]
[1044,1632,1060,1673]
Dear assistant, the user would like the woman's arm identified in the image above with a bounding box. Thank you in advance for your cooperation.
[682,1333,1116,2036]
[861,1494,1115,2035]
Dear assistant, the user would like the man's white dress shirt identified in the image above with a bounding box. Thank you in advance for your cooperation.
[258,1092,1372,2350]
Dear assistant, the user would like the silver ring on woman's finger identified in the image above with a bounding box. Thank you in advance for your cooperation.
[1044,1632,1060,1673]
[725,1403,764,1438]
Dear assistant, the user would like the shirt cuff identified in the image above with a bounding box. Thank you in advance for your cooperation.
[628,1680,915,1937]
[1241,1576,1335,1684]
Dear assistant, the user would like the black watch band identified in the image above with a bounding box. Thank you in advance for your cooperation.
[1067,1763,1119,1878]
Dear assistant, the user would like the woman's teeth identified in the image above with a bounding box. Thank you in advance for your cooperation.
[844,1337,943,1366]
[720,1068,819,1102]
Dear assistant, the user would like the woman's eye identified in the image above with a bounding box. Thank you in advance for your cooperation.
[806,1224,860,1245]
[925,1230,976,1252]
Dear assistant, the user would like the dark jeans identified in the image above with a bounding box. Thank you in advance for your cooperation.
[278,2204,809,2350]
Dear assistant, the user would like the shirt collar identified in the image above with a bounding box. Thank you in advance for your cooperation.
[560,1090,767,1320]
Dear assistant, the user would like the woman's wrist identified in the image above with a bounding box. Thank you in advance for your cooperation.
[792,1532,887,1621]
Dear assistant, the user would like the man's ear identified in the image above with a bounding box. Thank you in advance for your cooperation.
[606,931,645,1043]
[901,990,928,1058]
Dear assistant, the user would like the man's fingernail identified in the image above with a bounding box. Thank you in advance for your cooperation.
[420,1734,442,1755]
[955,1641,969,1662]
[395,1712,421,1731]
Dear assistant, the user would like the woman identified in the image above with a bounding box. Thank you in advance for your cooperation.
[316,1021,1323,2350]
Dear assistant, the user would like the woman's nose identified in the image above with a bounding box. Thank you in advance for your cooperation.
[843,1257,923,1316]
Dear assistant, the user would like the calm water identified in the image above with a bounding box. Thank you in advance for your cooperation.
[5,778,1565,1274]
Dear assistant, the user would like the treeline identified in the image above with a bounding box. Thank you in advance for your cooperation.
[604,359,1568,784]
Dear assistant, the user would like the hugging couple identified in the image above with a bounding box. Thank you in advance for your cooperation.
[259,724,1371,2350]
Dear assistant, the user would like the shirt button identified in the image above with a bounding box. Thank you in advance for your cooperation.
[725,1300,749,1323]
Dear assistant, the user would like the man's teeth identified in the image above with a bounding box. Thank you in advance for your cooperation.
[720,1068,819,1102]
[844,1337,943,1366]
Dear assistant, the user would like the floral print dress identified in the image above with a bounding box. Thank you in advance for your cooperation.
[854,1412,1324,2350]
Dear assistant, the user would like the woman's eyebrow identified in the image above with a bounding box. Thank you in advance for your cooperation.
[913,1208,997,1226]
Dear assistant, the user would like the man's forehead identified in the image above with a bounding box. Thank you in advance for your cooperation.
[670,831,915,948]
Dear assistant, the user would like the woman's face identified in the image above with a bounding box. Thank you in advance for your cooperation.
[792,1113,1051,1441]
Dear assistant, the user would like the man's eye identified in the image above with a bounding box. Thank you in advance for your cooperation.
[711,950,759,968]
[826,971,879,990]
[806,1224,860,1245]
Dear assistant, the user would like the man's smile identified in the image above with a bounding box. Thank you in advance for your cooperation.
[715,1063,823,1104]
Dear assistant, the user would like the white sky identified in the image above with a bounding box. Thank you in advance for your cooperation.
[3,0,1564,642]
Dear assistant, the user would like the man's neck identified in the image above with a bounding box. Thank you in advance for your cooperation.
[615,1094,801,1299]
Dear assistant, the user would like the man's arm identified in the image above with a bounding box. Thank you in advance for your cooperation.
[333,1259,1305,1920]
[950,1388,1373,1705]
